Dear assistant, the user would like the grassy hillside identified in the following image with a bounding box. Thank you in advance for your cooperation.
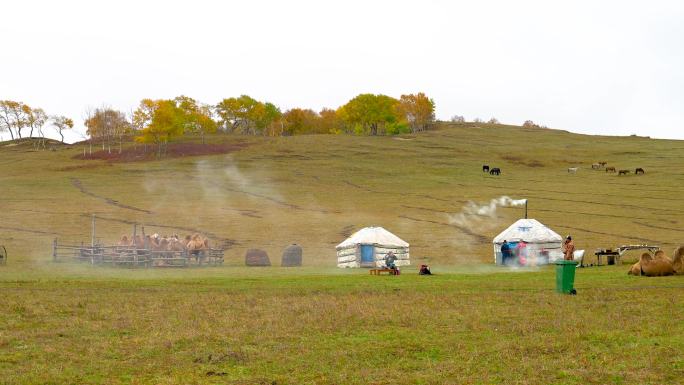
[1,124,683,384]
[1,123,682,266]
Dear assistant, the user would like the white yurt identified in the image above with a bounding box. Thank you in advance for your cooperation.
[336,227,410,268]
[492,218,563,265]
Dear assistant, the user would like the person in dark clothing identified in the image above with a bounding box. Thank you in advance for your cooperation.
[501,240,512,265]
[419,264,432,275]
[384,251,397,269]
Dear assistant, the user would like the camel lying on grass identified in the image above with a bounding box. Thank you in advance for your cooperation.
[628,247,684,276]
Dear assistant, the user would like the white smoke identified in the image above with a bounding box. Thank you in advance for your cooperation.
[449,196,527,228]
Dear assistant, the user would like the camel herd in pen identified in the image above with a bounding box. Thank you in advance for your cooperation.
[116,233,211,256]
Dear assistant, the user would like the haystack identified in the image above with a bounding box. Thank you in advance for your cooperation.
[281,244,303,267]
[245,249,271,266]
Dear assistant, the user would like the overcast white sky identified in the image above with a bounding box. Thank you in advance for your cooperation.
[1,0,682,142]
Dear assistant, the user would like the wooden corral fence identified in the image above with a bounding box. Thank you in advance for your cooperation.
[52,239,224,268]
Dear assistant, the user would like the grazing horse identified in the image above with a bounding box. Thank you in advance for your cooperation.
[598,161,607,167]
[482,165,490,173]
[618,169,630,176]
[635,167,645,174]
[568,167,578,173]
[489,167,501,175]
[605,167,616,173]
[591,163,600,170]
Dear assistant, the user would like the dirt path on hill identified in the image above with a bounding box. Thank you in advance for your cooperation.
[632,222,683,232]
[547,223,661,244]
[0,225,59,236]
[185,174,340,215]
[71,178,152,214]
[398,214,490,243]
[343,181,456,203]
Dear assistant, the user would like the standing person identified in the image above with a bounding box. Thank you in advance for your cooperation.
[562,235,575,261]
[501,240,511,265]
[516,240,528,266]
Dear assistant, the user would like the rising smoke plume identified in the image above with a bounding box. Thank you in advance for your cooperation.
[448,196,527,228]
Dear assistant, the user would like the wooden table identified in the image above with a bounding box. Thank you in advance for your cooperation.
[370,268,399,275]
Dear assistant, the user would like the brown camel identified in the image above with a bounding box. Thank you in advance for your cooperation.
[117,235,131,246]
[631,251,675,276]
[186,234,209,261]
[672,246,684,275]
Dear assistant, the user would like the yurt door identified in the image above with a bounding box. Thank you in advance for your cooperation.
[360,244,375,266]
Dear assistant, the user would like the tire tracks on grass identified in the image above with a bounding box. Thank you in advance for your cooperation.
[185,173,340,215]
[0,225,59,236]
[632,222,683,232]
[398,214,489,243]
[71,178,152,214]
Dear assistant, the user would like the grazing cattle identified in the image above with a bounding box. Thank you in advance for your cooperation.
[605,166,616,173]
[489,167,501,175]
[618,169,630,176]
[482,165,490,173]
[635,167,645,174]
[568,167,578,174]
[591,163,600,170]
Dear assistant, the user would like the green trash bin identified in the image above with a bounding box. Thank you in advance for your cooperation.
[555,260,578,294]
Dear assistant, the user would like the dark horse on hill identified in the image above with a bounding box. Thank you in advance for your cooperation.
[489,168,501,175]
[635,168,645,174]
[482,165,490,173]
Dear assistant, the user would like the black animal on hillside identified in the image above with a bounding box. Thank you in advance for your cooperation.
[482,165,490,173]
[635,167,645,175]
[605,167,616,173]
[489,168,501,176]
[618,169,630,176]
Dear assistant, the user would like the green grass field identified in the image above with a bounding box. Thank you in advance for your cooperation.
[1,123,683,384]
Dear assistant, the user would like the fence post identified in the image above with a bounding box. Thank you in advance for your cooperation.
[91,214,96,249]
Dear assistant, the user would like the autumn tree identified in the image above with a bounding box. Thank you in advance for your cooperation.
[174,95,217,143]
[523,120,539,128]
[84,107,130,153]
[134,99,185,157]
[0,100,29,139]
[215,95,280,135]
[51,115,74,143]
[338,94,401,135]
[319,108,342,134]
[215,95,258,133]
[25,107,49,148]
[0,101,17,140]
[24,106,47,138]
[282,108,319,135]
[397,93,435,132]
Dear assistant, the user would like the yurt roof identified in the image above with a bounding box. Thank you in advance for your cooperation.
[336,227,409,249]
[492,218,562,244]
